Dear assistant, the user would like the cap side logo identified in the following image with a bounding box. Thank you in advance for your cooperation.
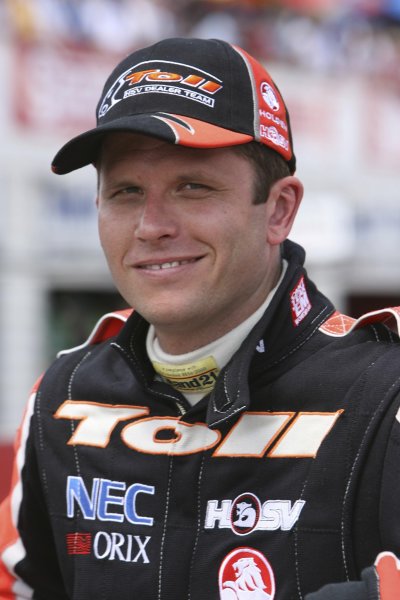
[232,45,292,163]
[260,82,279,111]
[290,276,312,327]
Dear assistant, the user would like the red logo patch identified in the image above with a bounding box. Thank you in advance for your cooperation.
[219,547,275,599]
[230,493,261,536]
[290,276,311,327]
[66,532,92,555]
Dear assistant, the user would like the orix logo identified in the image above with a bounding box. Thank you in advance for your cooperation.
[54,402,343,458]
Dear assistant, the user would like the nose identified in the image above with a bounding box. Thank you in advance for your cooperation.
[134,194,179,242]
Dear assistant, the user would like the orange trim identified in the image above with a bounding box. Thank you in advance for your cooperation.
[0,382,40,599]
[121,416,221,456]
[320,307,400,337]
[154,114,253,148]
[267,410,344,459]
[54,400,148,448]
[213,412,294,458]
[57,309,132,357]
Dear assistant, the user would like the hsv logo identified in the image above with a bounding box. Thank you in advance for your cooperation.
[98,61,223,117]
[54,402,343,458]
[219,547,275,599]
[205,494,305,535]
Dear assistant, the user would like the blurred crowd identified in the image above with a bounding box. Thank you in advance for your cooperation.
[2,0,400,79]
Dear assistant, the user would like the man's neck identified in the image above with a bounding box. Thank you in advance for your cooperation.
[152,259,287,355]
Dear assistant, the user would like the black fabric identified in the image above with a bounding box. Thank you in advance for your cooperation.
[2,240,400,599]
[305,565,379,600]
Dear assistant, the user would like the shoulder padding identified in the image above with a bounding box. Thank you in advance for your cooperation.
[57,309,133,357]
[319,307,400,337]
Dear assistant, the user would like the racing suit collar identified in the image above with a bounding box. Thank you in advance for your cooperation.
[114,240,335,427]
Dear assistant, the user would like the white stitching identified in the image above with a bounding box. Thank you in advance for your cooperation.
[112,342,187,414]
[294,478,310,599]
[67,352,92,509]
[188,455,205,600]
[340,364,400,579]
[35,393,49,497]
[158,455,174,600]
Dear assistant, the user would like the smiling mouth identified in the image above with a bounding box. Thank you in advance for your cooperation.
[138,258,199,271]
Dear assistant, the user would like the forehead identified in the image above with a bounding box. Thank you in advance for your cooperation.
[101,132,169,155]
[98,132,249,172]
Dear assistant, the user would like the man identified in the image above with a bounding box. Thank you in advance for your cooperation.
[0,37,400,600]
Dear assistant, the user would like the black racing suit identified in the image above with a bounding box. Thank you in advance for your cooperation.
[1,240,400,599]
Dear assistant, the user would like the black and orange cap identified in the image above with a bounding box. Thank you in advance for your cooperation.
[51,37,296,175]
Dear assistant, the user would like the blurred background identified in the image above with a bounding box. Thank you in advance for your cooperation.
[1,0,400,499]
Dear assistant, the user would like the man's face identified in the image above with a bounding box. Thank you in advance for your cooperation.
[97,133,284,353]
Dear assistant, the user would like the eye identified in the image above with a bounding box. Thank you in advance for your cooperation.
[104,185,143,201]
[179,182,213,197]
[183,182,204,189]
[117,185,143,196]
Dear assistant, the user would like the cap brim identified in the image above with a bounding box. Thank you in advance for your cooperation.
[51,113,254,174]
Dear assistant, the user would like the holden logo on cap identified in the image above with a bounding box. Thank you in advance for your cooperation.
[260,82,280,111]
[219,547,275,599]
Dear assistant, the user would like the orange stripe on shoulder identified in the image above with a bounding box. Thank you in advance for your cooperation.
[89,309,133,345]
[319,307,400,337]
[0,389,38,599]
[0,491,19,599]
[58,309,133,357]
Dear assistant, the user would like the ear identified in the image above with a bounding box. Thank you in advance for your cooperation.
[265,176,304,245]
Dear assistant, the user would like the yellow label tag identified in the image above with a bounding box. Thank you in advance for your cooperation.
[153,356,219,394]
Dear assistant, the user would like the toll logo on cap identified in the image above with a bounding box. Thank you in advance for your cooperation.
[219,547,275,599]
[98,62,223,118]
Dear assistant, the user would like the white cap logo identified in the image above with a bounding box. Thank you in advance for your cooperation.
[260,82,280,111]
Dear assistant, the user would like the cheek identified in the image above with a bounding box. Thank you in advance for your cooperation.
[98,214,126,263]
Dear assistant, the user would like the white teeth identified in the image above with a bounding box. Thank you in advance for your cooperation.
[145,260,192,270]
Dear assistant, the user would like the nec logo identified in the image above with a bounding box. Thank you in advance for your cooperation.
[67,475,154,525]
[55,402,343,458]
